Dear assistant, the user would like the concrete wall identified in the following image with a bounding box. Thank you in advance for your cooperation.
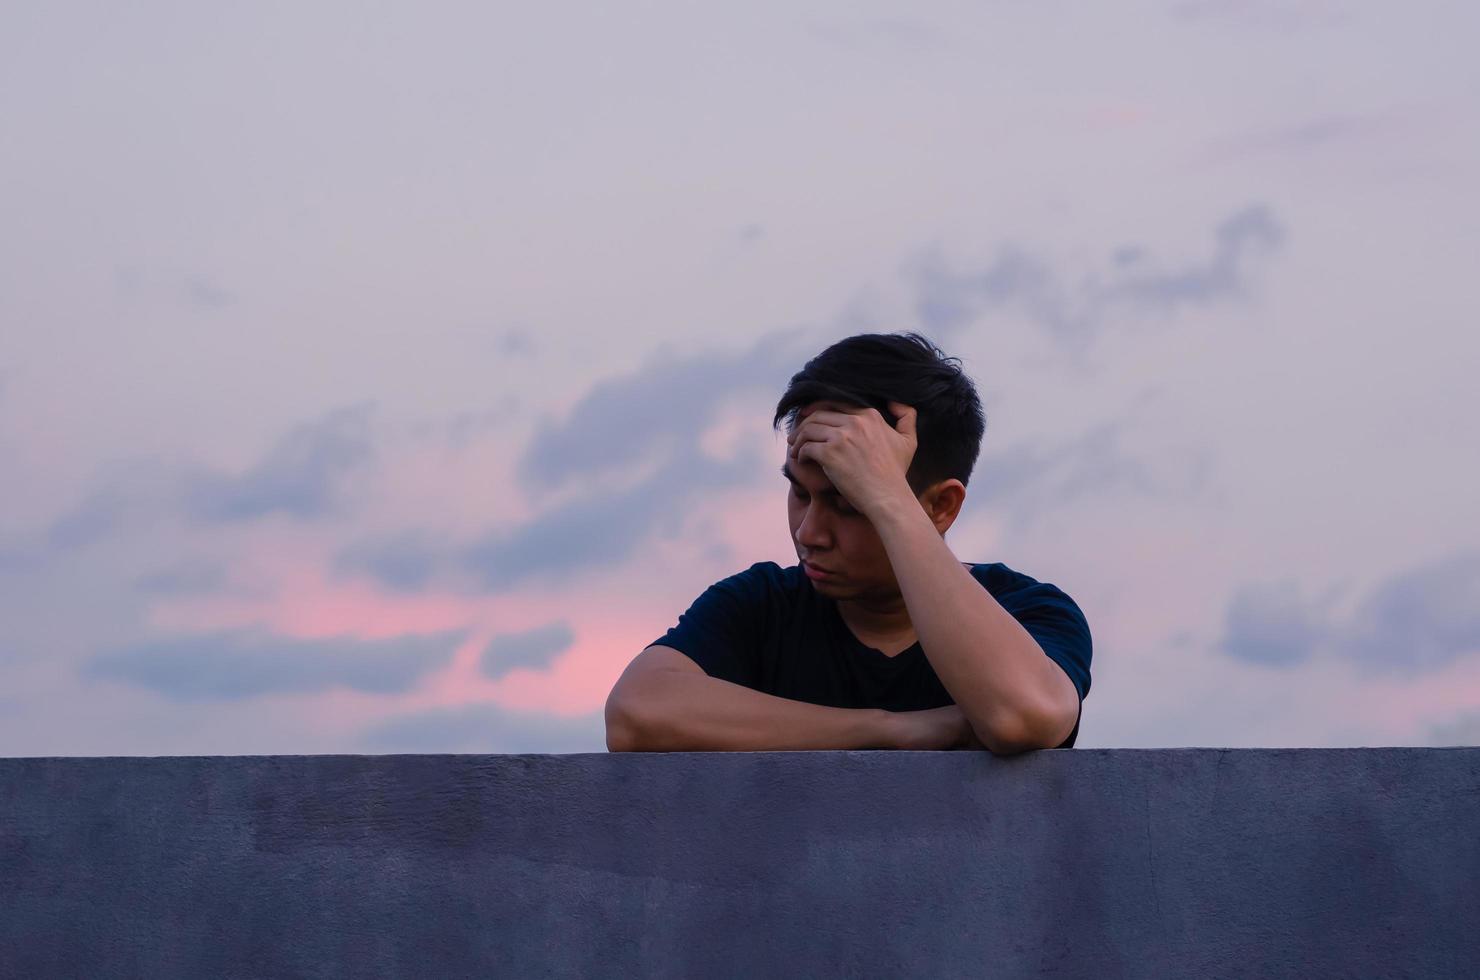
[2,749,1477,978]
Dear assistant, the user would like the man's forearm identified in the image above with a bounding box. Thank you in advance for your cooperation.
[607,669,895,752]
[869,497,1078,752]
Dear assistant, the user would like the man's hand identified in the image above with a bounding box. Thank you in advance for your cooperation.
[786,400,919,518]
[889,704,985,751]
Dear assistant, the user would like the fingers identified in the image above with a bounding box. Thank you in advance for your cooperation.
[788,429,834,462]
[786,403,915,462]
[785,408,874,446]
[786,415,845,452]
[788,410,852,435]
[887,401,917,435]
[795,406,912,435]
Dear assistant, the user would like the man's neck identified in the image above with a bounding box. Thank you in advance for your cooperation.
[834,561,977,647]
[836,594,914,643]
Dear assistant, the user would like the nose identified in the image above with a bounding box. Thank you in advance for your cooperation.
[795,500,832,550]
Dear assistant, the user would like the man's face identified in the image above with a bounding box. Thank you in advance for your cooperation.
[782,401,908,602]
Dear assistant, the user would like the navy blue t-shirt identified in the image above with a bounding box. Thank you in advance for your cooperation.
[650,560,1092,748]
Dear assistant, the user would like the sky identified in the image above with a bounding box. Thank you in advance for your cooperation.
[2,0,1478,755]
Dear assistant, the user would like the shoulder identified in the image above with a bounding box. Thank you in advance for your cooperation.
[703,561,807,604]
[965,561,1088,621]
[716,560,802,588]
[967,560,1093,700]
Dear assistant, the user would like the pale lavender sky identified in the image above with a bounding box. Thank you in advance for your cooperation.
[2,1,1478,754]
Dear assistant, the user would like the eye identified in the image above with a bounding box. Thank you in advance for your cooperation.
[789,485,808,501]
[834,500,858,516]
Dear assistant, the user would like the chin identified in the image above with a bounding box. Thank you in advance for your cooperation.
[806,576,849,597]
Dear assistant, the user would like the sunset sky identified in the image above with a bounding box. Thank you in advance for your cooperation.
[3,1,1478,754]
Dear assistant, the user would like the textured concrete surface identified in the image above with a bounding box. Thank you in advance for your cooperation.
[2,749,1478,978]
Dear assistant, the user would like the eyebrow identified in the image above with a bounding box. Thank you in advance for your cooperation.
[779,463,838,496]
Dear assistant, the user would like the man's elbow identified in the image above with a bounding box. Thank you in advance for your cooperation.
[969,700,1075,755]
[604,694,643,752]
[605,686,675,752]
[605,722,637,753]
[973,721,1037,756]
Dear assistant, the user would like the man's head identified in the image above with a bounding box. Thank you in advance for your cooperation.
[773,332,986,601]
[774,332,985,492]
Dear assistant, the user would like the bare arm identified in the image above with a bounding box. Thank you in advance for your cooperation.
[869,501,1081,754]
[605,646,974,752]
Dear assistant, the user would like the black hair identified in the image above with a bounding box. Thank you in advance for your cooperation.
[772,332,986,493]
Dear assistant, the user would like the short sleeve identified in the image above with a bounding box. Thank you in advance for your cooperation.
[648,567,768,688]
[975,567,1093,748]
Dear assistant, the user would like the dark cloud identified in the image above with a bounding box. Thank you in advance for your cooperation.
[1218,581,1332,667]
[46,485,135,550]
[913,246,1069,337]
[497,328,536,357]
[461,449,755,590]
[480,621,575,679]
[340,442,761,594]
[1218,550,1480,673]
[518,332,806,490]
[133,559,229,596]
[182,274,233,309]
[359,703,606,753]
[910,205,1285,343]
[1104,207,1284,310]
[404,401,522,452]
[42,460,178,551]
[335,532,445,592]
[1335,550,1480,672]
[977,419,1210,528]
[86,627,463,701]
[32,405,378,559]
[1198,113,1396,165]
[184,404,374,523]
[340,330,815,593]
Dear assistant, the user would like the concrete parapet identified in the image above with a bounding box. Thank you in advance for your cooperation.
[3,748,1478,977]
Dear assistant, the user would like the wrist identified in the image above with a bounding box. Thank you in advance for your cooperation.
[861,481,922,527]
[870,707,902,750]
[865,489,933,539]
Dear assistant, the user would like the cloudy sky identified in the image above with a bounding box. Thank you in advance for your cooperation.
[3,1,1478,755]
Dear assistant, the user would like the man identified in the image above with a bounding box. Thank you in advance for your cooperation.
[605,332,1091,754]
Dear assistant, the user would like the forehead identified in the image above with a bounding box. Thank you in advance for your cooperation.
[780,455,836,493]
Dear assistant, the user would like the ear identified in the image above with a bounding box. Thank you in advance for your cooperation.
[920,479,966,533]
